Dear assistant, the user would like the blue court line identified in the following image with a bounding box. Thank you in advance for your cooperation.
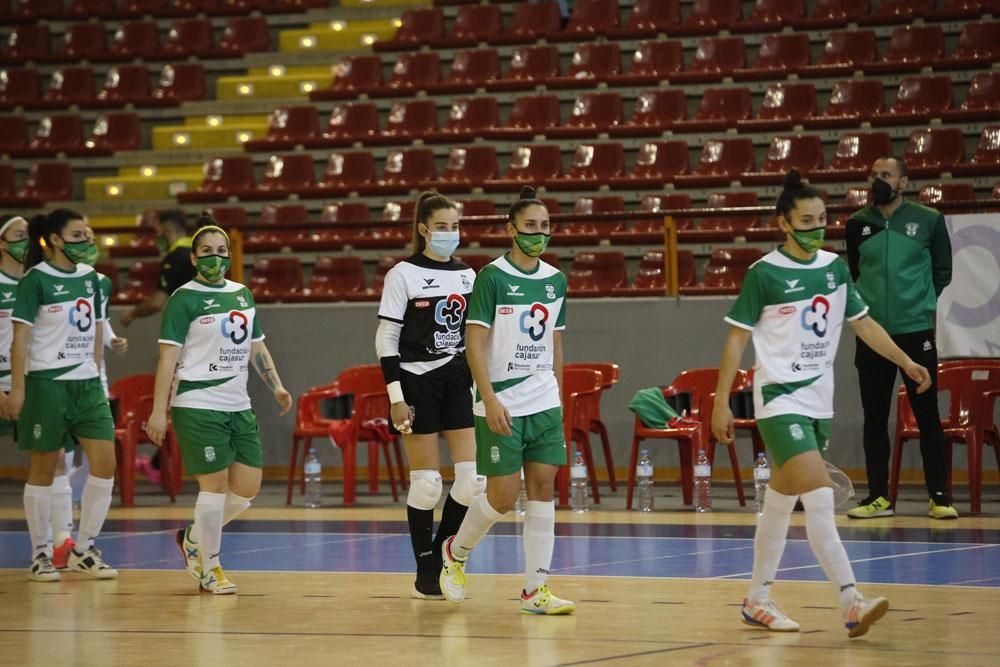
[2,531,997,588]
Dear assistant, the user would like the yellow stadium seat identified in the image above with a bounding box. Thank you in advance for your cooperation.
[85,165,203,201]
[152,122,270,150]
[86,215,141,250]
[216,73,333,100]
[183,115,269,127]
[279,20,398,52]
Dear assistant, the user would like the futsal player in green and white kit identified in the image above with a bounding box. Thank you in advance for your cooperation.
[711,171,932,638]
[145,220,292,594]
[440,186,575,615]
[3,209,118,581]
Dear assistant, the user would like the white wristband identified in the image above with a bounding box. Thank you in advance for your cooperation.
[387,381,405,404]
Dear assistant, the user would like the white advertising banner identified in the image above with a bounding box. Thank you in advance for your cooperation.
[936,213,1000,358]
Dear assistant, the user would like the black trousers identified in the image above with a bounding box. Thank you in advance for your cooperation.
[855,329,948,499]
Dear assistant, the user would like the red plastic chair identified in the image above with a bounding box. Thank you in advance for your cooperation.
[0,115,29,153]
[614,0,680,38]
[244,106,320,152]
[610,194,693,244]
[218,16,270,54]
[875,76,954,125]
[812,131,892,182]
[373,52,441,97]
[627,368,747,508]
[805,79,884,128]
[484,94,560,140]
[484,144,563,192]
[161,18,215,58]
[301,256,366,301]
[610,40,684,87]
[558,367,606,507]
[736,34,811,79]
[742,134,824,184]
[681,192,760,243]
[108,21,162,60]
[40,67,96,108]
[802,30,878,77]
[378,99,438,143]
[435,4,502,47]
[558,0,620,39]
[865,26,945,74]
[2,24,51,63]
[610,140,689,189]
[248,257,303,303]
[425,97,500,144]
[566,362,622,494]
[680,0,742,31]
[58,23,110,62]
[917,182,977,205]
[244,153,315,199]
[304,102,379,149]
[739,0,806,29]
[372,147,436,194]
[675,138,755,188]
[904,127,965,178]
[548,92,624,139]
[493,1,562,44]
[891,361,1000,514]
[673,37,746,83]
[943,20,1000,69]
[611,89,686,137]
[548,143,625,190]
[151,63,206,104]
[27,114,85,155]
[674,87,752,132]
[488,45,560,92]
[10,161,73,206]
[738,82,818,132]
[944,72,1000,123]
[310,55,383,100]
[681,247,764,293]
[798,0,871,27]
[375,7,444,51]
[312,201,370,249]
[428,48,500,94]
[866,0,934,21]
[302,150,377,198]
[437,145,498,193]
[0,67,42,108]
[94,64,152,106]
[548,42,621,89]
[953,126,1000,177]
[115,260,161,303]
[178,156,256,203]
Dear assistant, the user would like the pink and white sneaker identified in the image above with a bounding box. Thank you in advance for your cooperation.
[741,598,801,632]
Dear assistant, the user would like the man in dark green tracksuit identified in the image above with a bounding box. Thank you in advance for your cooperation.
[845,156,957,520]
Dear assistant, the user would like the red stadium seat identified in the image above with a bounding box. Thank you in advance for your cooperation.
[436,146,499,193]
[796,0,871,28]
[610,140,689,189]
[375,7,444,51]
[13,0,63,20]
[244,106,320,152]
[874,76,953,126]
[862,0,934,23]
[66,0,117,18]
[566,251,627,296]
[114,261,160,304]
[801,30,877,77]
[548,43,621,89]
[682,247,765,296]
[944,72,1000,122]
[92,64,152,107]
[942,21,1000,70]
[610,194,694,245]
[609,40,684,87]
[310,56,383,101]
[302,150,377,198]
[993,182,1000,200]
[39,66,96,108]
[674,87,752,132]
[249,257,303,303]
[829,187,871,236]
[484,93,561,140]
[0,115,29,153]
[953,126,1000,177]
[548,92,624,138]
[301,257,366,301]
[427,48,500,94]
[803,79,884,129]
[2,24,51,64]
[151,63,206,104]
[304,102,379,149]
[682,191,760,243]
[434,4,502,47]
[679,0,742,32]
[453,251,494,274]
[675,139,756,188]
[12,161,74,206]
[610,89,686,136]
[85,111,141,154]
[672,37,746,83]
[865,26,945,74]
[58,23,110,62]
[557,0,620,40]
[485,144,563,192]
[108,21,162,60]
[928,0,996,20]
[243,154,316,200]
[742,134,824,185]
[425,97,500,144]
[613,0,680,38]
[25,114,85,156]
[904,127,966,178]
[487,45,560,92]
[161,19,216,59]
[918,182,977,205]
[738,0,806,31]
[372,52,441,97]
[493,1,562,45]
[812,131,892,182]
[357,99,437,146]
[738,82,818,131]
[371,147,436,194]
[455,199,498,245]
[217,16,270,55]
[735,34,811,80]
[0,164,15,202]
[548,143,626,190]
[118,0,170,15]
[246,204,305,252]
[0,67,41,108]
[178,156,256,203]
[311,202,370,250]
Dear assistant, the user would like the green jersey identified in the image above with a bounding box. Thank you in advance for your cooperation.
[0,270,18,391]
[725,249,868,420]
[159,279,264,412]
[466,254,566,417]
[11,261,103,381]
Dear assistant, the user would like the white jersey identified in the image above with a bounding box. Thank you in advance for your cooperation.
[0,270,18,391]
[159,279,263,412]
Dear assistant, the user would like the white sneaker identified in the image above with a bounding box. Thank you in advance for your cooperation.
[69,547,118,579]
[439,536,467,603]
[175,526,202,581]
[844,595,889,638]
[29,554,60,582]
[200,565,238,595]
[520,585,576,615]
[741,598,800,631]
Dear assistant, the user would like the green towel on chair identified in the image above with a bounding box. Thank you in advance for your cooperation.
[628,387,681,429]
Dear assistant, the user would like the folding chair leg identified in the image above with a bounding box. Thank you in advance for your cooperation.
[626,436,640,510]
[286,436,300,505]
[968,435,982,515]
[594,421,617,492]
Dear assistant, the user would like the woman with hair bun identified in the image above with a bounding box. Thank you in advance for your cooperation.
[711,170,932,638]
[439,186,575,615]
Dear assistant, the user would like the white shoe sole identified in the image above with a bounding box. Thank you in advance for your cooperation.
[29,572,60,583]
[410,583,445,600]
[846,510,894,519]
[848,598,889,638]
[72,566,118,580]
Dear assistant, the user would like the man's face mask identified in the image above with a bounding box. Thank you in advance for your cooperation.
[871,177,899,207]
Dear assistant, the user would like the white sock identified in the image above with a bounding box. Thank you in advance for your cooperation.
[49,475,74,544]
[524,500,555,593]
[748,486,798,603]
[450,493,504,560]
[223,492,253,526]
[801,487,861,610]
[194,492,227,571]
[24,483,53,559]
[77,476,114,553]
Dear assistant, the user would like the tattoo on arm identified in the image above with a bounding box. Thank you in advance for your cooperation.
[253,349,280,391]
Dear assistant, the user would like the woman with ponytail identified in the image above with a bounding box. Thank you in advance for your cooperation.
[439,186,575,615]
[146,216,292,594]
[710,170,931,637]
[376,191,481,599]
[2,209,118,582]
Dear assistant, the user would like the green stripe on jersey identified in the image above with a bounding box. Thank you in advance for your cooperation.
[177,377,236,395]
[474,375,531,402]
[761,374,823,405]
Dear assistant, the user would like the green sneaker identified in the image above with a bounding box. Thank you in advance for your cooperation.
[928,498,959,520]
[846,496,894,519]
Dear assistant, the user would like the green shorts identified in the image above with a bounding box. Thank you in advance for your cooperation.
[475,406,567,477]
[756,414,832,467]
[17,376,114,453]
[171,407,262,476]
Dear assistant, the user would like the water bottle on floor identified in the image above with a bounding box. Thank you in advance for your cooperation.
[694,449,712,513]
[636,449,654,512]
[304,448,322,509]
[570,450,588,513]
[753,453,770,515]
[515,468,527,515]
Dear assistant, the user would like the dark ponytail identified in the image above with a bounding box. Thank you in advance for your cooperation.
[507,185,546,225]
[411,190,456,254]
[775,169,824,219]
[25,208,83,270]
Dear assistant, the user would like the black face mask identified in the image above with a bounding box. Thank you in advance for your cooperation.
[871,178,898,207]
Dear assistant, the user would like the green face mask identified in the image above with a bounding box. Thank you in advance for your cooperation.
[514,230,550,257]
[60,239,92,265]
[156,236,170,254]
[4,239,28,263]
[82,243,99,267]
[790,227,825,254]
[196,254,231,282]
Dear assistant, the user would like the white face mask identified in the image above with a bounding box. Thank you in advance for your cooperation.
[427,230,460,258]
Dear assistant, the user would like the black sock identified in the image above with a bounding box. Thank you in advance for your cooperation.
[407,505,435,576]
[432,493,470,563]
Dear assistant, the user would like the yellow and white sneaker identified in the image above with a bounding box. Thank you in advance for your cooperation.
[439,536,467,603]
[844,595,889,638]
[846,496,894,519]
[741,598,800,632]
[520,585,576,615]
[175,525,203,581]
[928,498,959,520]
[200,566,237,595]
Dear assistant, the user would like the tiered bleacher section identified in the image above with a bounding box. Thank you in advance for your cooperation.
[1,0,997,301]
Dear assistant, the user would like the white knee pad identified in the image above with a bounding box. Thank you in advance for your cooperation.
[407,470,443,510]
[450,466,487,506]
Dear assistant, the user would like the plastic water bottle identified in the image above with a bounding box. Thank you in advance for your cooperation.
[304,448,322,508]
[753,453,770,515]
[570,450,588,513]
[636,449,654,512]
[515,468,527,515]
[694,449,712,513]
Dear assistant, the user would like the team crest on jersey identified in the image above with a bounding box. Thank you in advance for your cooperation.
[461,274,471,291]
[237,295,248,308]
[204,446,216,462]
[490,445,500,464]
[905,223,919,237]
[85,279,93,295]
[789,424,805,441]
[826,272,836,290]
[545,283,556,300]
[32,424,41,439]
